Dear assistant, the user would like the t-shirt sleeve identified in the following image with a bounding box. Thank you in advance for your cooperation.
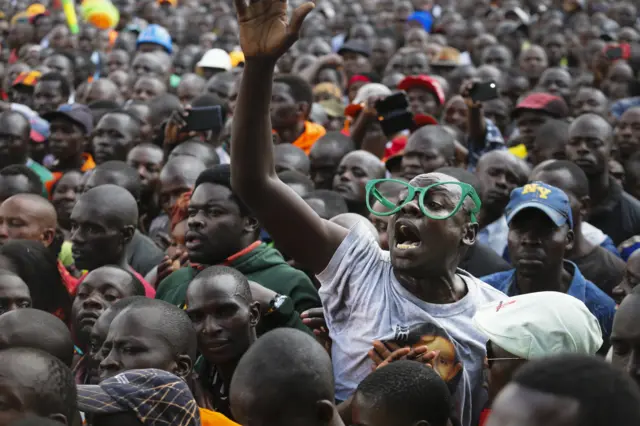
[317,221,386,332]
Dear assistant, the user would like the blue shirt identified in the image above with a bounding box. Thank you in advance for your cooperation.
[481,260,616,340]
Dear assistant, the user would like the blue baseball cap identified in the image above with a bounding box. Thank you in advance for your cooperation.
[42,103,93,135]
[77,369,200,426]
[505,182,574,229]
[136,24,173,54]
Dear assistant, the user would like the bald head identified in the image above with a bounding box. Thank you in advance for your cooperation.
[0,111,30,140]
[477,150,531,182]
[407,126,456,157]
[0,308,74,367]
[330,213,380,243]
[340,150,386,178]
[74,184,138,227]
[161,156,207,186]
[274,144,310,176]
[1,194,57,228]
[569,113,612,143]
[230,329,335,424]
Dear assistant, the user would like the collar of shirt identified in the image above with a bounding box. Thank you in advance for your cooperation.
[503,260,588,301]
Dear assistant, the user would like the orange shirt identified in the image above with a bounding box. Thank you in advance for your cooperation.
[199,408,239,426]
[46,153,96,195]
[293,121,326,154]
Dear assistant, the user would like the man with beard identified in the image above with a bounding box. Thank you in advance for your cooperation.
[566,114,640,245]
[476,151,530,259]
[229,4,506,425]
[70,185,155,297]
[156,165,320,317]
[332,150,385,216]
[481,182,616,343]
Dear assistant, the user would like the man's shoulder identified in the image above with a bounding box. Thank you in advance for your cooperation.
[155,267,197,303]
[621,191,640,215]
[583,278,616,310]
[478,269,514,292]
[460,270,509,301]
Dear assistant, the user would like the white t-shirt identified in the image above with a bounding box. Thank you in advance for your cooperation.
[317,222,506,426]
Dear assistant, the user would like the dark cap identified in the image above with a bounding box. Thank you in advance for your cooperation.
[77,369,200,426]
[512,93,569,119]
[42,103,93,134]
[338,40,371,58]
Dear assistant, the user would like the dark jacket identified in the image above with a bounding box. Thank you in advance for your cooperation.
[155,243,321,333]
[589,179,640,245]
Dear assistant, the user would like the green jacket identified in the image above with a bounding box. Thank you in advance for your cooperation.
[156,243,320,333]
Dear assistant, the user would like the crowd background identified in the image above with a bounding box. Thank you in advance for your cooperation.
[2,0,640,425]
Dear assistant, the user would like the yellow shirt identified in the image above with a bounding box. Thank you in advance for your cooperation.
[200,408,239,426]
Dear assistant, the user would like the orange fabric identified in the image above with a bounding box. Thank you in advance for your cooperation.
[199,408,239,426]
[293,121,326,154]
[46,153,96,195]
[224,241,262,265]
[58,260,80,295]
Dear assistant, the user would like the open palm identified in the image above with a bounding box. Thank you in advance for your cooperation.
[235,0,314,59]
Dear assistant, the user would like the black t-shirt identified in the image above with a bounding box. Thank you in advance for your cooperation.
[572,246,626,297]
[460,242,512,277]
[589,179,640,245]
[126,230,165,277]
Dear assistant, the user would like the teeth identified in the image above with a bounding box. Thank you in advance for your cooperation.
[396,242,420,249]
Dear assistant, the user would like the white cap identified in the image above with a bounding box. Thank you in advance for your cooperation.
[352,83,392,105]
[472,292,603,360]
[196,49,232,71]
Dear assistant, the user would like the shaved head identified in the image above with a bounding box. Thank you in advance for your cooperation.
[476,150,531,183]
[0,308,74,367]
[74,184,138,227]
[1,194,57,229]
[160,156,207,186]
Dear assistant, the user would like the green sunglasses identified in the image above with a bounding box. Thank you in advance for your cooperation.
[365,178,482,223]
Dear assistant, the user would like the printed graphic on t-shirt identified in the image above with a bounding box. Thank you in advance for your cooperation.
[381,322,464,393]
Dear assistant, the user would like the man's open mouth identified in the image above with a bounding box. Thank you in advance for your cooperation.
[394,222,422,250]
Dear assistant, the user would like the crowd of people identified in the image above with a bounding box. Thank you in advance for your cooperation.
[3,0,640,425]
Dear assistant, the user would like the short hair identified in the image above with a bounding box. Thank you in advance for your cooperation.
[274,144,310,175]
[436,166,482,196]
[38,72,71,98]
[78,185,138,228]
[0,165,44,196]
[102,110,143,133]
[513,354,640,426]
[170,141,219,168]
[278,170,315,193]
[533,160,590,199]
[408,125,456,159]
[192,265,252,302]
[94,265,145,297]
[91,161,142,200]
[274,74,314,106]
[194,165,250,216]
[148,93,182,126]
[304,189,349,218]
[230,329,334,418]
[0,240,71,321]
[0,347,77,423]
[191,93,228,123]
[312,132,356,156]
[534,119,569,149]
[88,99,121,111]
[119,298,198,360]
[357,361,452,426]
[0,308,74,367]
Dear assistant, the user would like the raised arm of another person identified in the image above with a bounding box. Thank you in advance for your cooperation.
[230,0,348,274]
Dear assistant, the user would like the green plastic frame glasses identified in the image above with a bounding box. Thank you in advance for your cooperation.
[365,178,482,223]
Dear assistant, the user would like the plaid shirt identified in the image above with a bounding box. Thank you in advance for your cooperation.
[467,118,506,170]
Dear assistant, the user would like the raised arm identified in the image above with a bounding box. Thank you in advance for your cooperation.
[230,0,348,274]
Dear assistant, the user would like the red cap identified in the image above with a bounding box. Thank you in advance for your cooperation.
[397,75,446,105]
[513,93,569,119]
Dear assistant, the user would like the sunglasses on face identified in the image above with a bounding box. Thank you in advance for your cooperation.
[366,178,482,223]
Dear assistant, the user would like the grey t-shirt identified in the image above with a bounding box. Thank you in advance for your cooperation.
[317,222,506,426]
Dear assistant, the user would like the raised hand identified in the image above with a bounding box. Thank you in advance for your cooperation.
[234,0,315,59]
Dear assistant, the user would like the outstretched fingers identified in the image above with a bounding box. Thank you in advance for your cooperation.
[288,2,315,37]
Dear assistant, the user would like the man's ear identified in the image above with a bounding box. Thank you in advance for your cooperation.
[41,227,56,247]
[462,222,478,246]
[243,216,260,235]
[249,301,260,327]
[174,354,193,379]
[315,400,335,424]
[121,225,136,245]
[48,413,68,426]
[579,195,591,221]
[298,101,310,119]
[565,228,575,252]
